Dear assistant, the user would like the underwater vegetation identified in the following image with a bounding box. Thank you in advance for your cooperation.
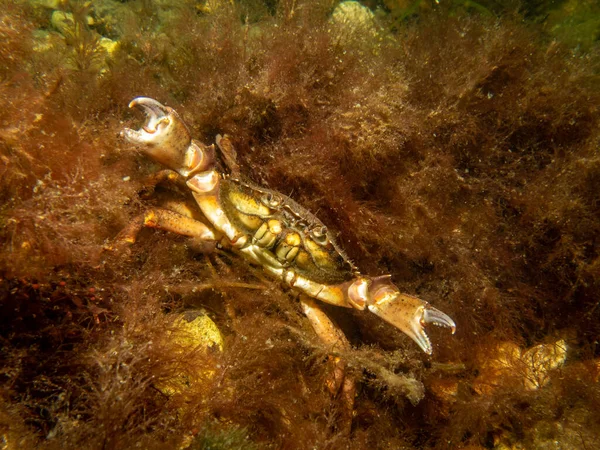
[0,0,599,448]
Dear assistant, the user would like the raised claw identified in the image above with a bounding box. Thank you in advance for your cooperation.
[121,97,214,177]
[121,97,175,145]
[365,276,455,355]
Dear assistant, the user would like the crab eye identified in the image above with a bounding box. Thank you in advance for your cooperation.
[311,226,328,245]
[261,192,281,208]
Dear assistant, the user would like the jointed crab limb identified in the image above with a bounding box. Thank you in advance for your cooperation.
[367,289,456,355]
[121,97,215,178]
[216,134,240,178]
[344,275,456,355]
[296,275,456,355]
[106,207,218,251]
[300,297,351,354]
[300,297,355,430]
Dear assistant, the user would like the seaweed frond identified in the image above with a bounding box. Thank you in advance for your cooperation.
[60,1,105,73]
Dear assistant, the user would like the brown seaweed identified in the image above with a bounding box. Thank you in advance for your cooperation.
[1,1,599,448]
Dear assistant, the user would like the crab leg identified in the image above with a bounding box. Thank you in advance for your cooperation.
[300,297,350,354]
[106,207,218,251]
[344,275,456,355]
[286,274,455,355]
[121,97,215,178]
[121,97,240,245]
[300,297,355,431]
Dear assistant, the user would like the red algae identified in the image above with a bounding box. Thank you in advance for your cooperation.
[0,1,599,449]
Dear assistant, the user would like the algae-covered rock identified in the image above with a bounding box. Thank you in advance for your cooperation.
[196,0,233,15]
[171,310,224,352]
[521,339,567,391]
[31,29,64,53]
[473,339,568,394]
[47,8,120,72]
[29,0,64,11]
[154,311,223,397]
[98,36,118,58]
[331,1,375,28]
[50,10,93,35]
[329,1,378,45]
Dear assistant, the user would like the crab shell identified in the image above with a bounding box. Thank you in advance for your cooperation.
[121,97,456,355]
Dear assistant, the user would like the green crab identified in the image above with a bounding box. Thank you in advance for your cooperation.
[116,97,455,402]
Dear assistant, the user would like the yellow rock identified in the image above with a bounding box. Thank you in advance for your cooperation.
[329,1,379,45]
[331,1,375,30]
[473,339,568,395]
[50,10,94,36]
[99,37,119,59]
[196,0,233,15]
[169,311,223,353]
[521,339,567,391]
[30,0,65,10]
[154,311,223,397]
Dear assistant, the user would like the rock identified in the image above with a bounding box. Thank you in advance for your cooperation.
[50,10,93,36]
[29,0,64,10]
[99,37,119,59]
[154,311,223,397]
[473,339,568,395]
[329,1,378,45]
[473,341,522,395]
[31,29,63,53]
[521,339,567,390]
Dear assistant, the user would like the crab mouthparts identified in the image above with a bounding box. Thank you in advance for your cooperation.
[121,97,170,143]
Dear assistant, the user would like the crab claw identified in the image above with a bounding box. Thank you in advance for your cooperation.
[366,276,455,355]
[121,97,214,177]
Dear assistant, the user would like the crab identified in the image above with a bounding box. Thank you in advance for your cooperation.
[115,97,456,408]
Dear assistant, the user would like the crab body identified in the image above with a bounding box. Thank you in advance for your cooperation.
[120,97,455,355]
